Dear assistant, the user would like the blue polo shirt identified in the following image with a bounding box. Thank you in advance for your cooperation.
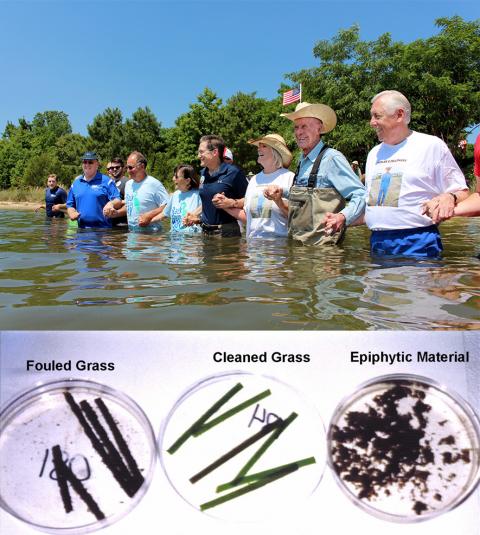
[66,172,120,228]
[45,186,67,218]
[199,163,248,225]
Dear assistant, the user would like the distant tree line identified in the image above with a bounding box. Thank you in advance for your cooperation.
[0,16,478,192]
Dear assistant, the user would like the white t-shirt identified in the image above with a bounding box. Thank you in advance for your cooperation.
[365,131,466,230]
[245,168,294,239]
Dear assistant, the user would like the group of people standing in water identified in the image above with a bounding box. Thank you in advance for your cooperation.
[39,90,480,259]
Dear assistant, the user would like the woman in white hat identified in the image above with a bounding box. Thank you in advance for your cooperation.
[215,134,294,239]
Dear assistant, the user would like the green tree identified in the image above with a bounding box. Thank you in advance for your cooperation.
[398,16,480,156]
[87,107,125,161]
[287,16,480,163]
[0,119,34,188]
[124,106,165,169]
[170,88,224,164]
[219,92,287,172]
[31,111,72,152]
[22,152,61,187]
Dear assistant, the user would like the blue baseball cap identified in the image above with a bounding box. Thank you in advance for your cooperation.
[81,151,99,161]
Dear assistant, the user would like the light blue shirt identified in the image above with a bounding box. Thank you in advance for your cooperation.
[125,175,169,231]
[292,140,366,225]
[163,189,202,233]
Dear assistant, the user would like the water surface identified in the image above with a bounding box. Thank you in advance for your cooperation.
[1,210,479,330]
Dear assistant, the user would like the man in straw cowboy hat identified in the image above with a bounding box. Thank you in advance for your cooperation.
[280,102,365,245]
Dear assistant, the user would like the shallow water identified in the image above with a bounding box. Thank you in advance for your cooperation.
[0,210,479,330]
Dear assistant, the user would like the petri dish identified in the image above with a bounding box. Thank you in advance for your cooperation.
[159,371,326,522]
[327,374,480,522]
[0,379,156,533]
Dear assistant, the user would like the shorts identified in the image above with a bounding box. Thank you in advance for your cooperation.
[370,225,443,258]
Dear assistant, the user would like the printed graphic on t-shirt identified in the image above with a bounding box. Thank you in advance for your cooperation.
[368,167,402,207]
[126,190,140,223]
[249,187,272,219]
[170,200,188,231]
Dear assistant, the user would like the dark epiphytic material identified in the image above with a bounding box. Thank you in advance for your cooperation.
[329,375,480,521]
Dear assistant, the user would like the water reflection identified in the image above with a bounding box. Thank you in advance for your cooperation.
[0,210,478,330]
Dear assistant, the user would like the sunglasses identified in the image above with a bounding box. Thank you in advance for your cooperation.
[126,165,137,171]
[82,160,96,165]
[107,166,121,171]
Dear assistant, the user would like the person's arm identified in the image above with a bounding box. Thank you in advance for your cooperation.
[323,212,346,233]
[54,189,68,213]
[151,212,166,223]
[183,204,202,226]
[212,192,246,222]
[212,192,244,210]
[35,205,45,212]
[421,190,470,223]
[219,206,247,223]
[326,152,366,227]
[422,145,470,223]
[52,203,68,213]
[348,213,366,226]
[453,192,480,217]
[103,198,123,217]
[263,185,288,217]
[67,207,80,220]
[183,213,201,226]
[152,195,173,223]
[106,201,127,219]
[138,205,166,226]
[66,187,80,220]
[102,179,122,217]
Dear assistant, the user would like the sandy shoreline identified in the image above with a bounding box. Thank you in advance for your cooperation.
[0,201,39,211]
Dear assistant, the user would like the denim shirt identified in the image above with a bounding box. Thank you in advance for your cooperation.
[291,140,366,225]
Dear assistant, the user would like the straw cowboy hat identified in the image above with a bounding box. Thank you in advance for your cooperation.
[248,134,293,167]
[281,102,337,133]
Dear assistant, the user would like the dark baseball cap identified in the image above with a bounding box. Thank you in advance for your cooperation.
[81,151,99,161]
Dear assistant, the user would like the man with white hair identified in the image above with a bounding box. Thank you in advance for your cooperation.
[365,90,469,257]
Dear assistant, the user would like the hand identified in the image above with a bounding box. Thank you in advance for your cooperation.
[138,213,152,227]
[323,212,346,234]
[263,185,282,202]
[69,209,80,221]
[102,202,116,217]
[212,192,235,209]
[183,212,200,226]
[422,193,455,223]
[52,204,60,212]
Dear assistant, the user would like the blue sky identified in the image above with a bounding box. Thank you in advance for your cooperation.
[1,0,479,139]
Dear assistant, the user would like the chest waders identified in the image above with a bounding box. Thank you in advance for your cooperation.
[288,145,346,245]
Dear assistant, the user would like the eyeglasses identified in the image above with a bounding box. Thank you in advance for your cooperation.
[82,160,96,165]
[126,164,138,171]
[197,149,213,156]
[107,166,121,171]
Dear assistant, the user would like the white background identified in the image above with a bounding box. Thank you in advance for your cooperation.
[1,330,479,535]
